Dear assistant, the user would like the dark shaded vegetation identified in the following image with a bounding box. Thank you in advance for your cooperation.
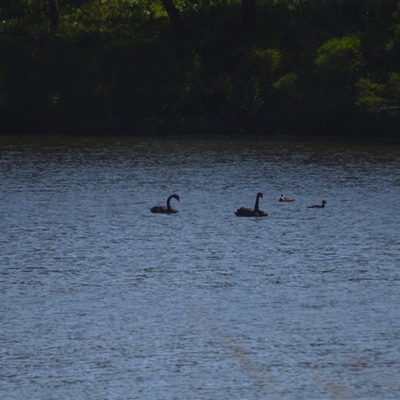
[1,0,400,141]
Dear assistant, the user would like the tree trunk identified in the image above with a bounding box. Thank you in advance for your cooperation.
[241,0,256,31]
[160,0,186,37]
[49,0,59,31]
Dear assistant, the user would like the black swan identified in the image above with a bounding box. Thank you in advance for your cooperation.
[235,192,268,217]
[307,200,327,209]
[150,194,180,214]
[279,194,295,202]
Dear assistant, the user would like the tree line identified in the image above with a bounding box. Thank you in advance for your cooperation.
[1,0,399,141]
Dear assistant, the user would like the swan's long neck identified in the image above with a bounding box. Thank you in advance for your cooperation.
[255,194,262,211]
[167,195,173,209]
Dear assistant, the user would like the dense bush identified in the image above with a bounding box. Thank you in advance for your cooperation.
[0,0,399,141]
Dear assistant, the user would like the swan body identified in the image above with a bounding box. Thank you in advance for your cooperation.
[279,194,295,202]
[307,200,327,209]
[150,194,180,214]
[235,192,268,217]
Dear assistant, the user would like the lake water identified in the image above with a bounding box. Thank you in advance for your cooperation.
[1,136,400,399]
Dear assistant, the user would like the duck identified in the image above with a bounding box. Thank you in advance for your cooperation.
[235,192,268,217]
[307,200,327,209]
[279,194,295,202]
[150,194,180,214]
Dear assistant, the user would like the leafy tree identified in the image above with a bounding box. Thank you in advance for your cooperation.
[315,36,362,77]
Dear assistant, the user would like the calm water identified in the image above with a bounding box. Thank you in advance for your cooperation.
[1,136,400,399]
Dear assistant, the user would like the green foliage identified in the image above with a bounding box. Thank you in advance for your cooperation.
[61,0,158,33]
[0,0,400,140]
[355,78,386,110]
[272,72,299,93]
[315,36,362,76]
[388,72,400,95]
[356,73,400,113]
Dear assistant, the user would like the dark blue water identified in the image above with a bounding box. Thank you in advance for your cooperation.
[1,137,400,399]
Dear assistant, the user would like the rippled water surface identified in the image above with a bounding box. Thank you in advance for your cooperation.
[1,136,400,399]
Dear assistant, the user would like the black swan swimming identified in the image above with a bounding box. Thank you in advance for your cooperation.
[279,194,295,202]
[235,192,268,217]
[307,200,327,209]
[150,194,180,214]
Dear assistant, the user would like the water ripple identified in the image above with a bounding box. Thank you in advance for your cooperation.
[1,137,400,399]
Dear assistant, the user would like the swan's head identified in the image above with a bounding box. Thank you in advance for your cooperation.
[172,194,180,202]
[322,200,327,205]
[257,192,264,199]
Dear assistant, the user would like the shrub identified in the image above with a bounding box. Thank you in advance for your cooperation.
[315,35,362,76]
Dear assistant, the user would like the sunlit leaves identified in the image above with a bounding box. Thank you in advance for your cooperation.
[315,35,362,76]
[272,72,299,96]
[356,73,400,113]
[355,78,386,110]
